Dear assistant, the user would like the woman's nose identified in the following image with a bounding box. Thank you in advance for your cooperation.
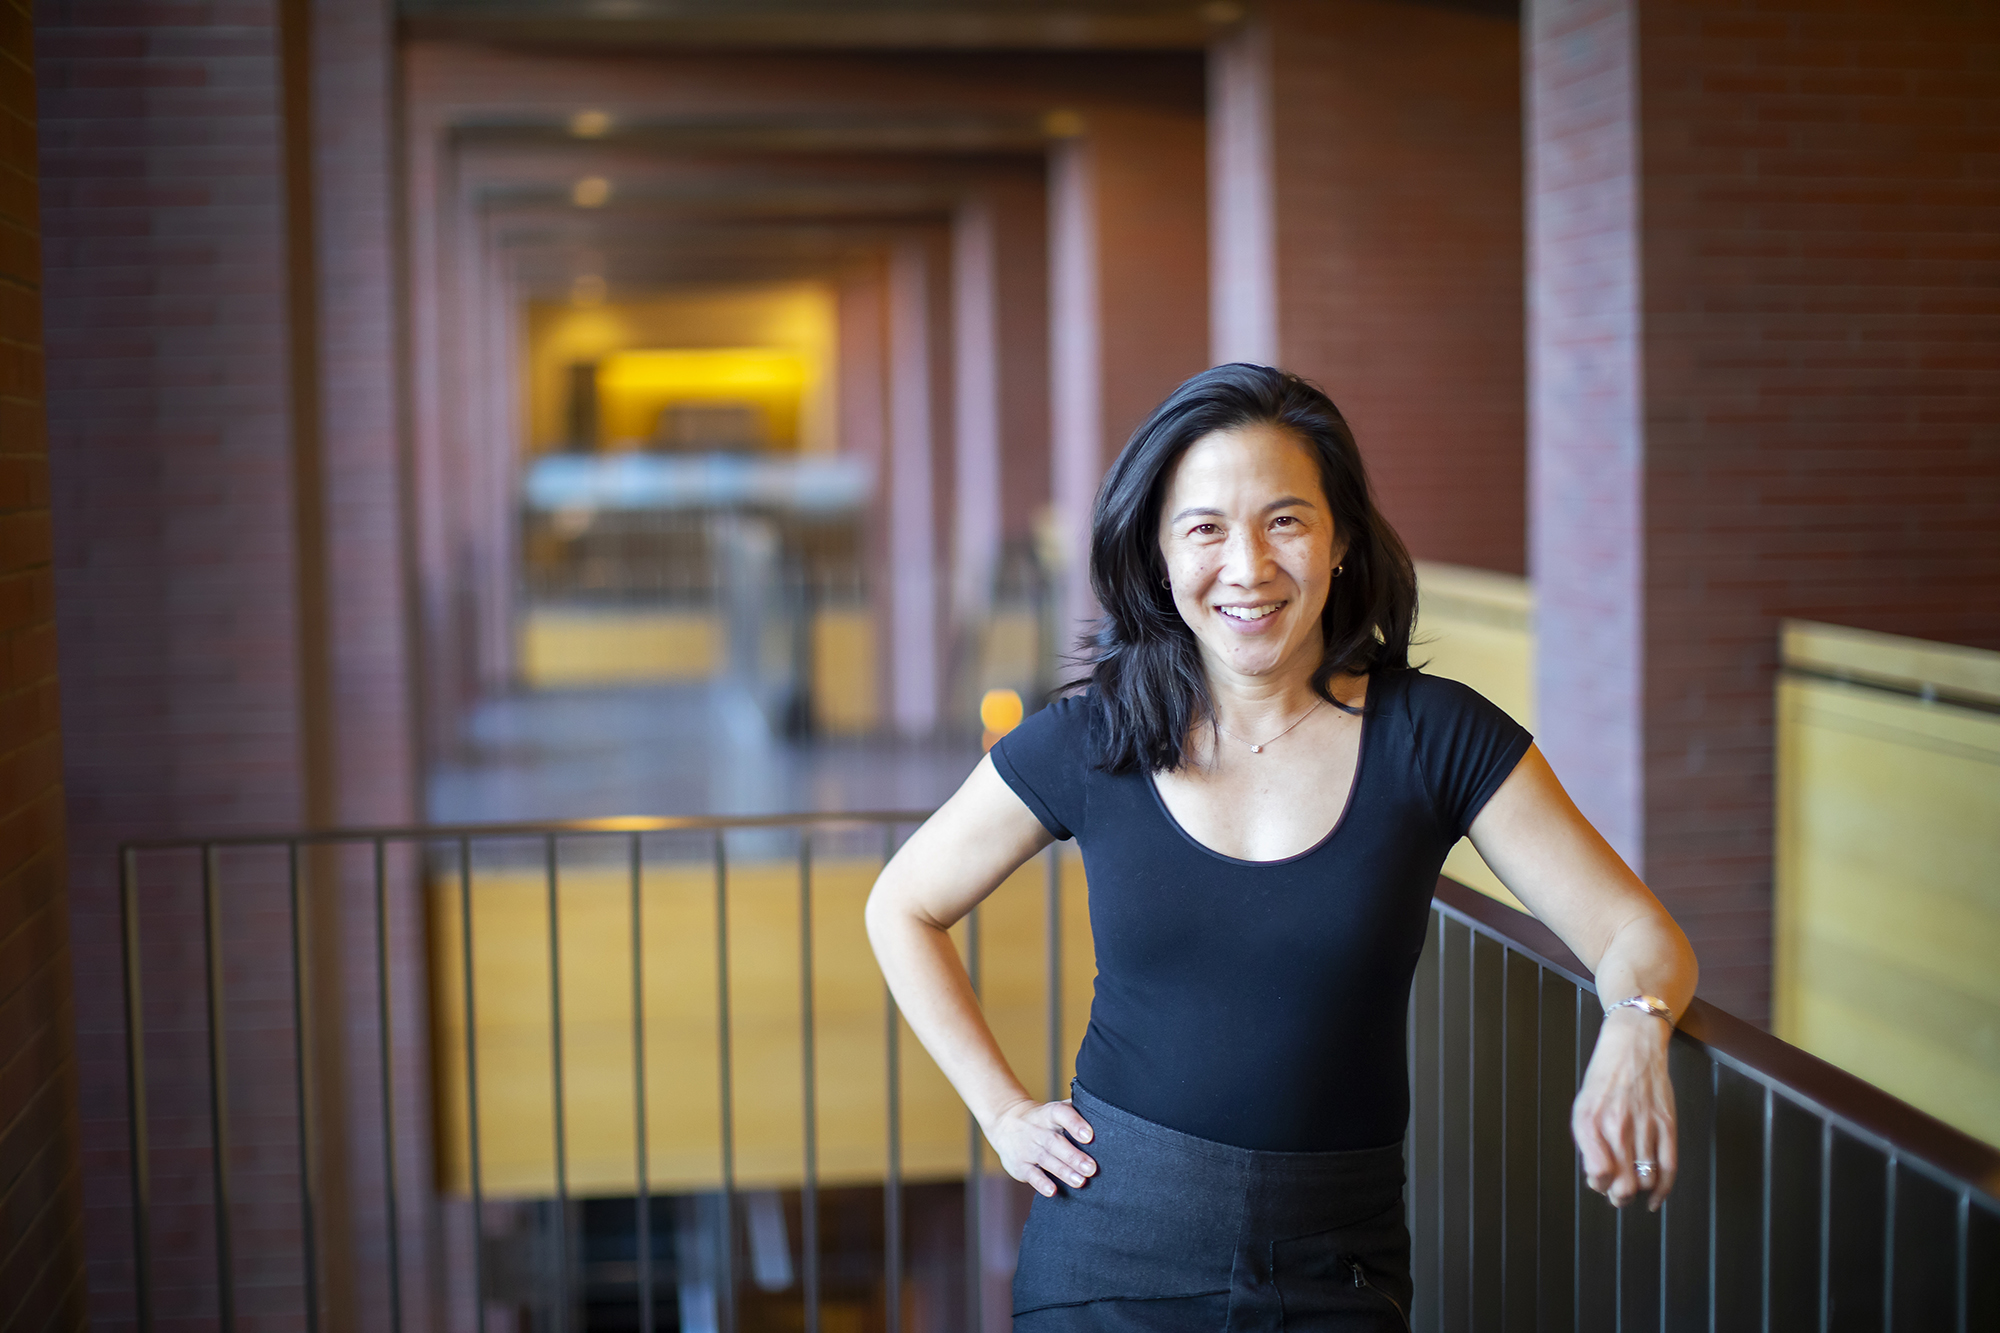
[1219,528,1274,583]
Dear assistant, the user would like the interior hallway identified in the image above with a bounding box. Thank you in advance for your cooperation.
[429,681,983,823]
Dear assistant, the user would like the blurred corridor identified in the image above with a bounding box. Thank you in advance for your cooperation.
[4,0,1999,1329]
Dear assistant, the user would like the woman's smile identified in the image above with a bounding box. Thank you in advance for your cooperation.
[1216,599,1287,628]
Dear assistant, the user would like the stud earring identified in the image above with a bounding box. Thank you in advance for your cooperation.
[1334,563,1346,578]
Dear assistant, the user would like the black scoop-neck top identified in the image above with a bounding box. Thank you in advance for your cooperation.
[991,669,1531,1152]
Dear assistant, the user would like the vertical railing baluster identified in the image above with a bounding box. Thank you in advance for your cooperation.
[1882,1154,1898,1330]
[1044,845,1060,1102]
[715,830,737,1333]
[1955,1190,1969,1333]
[884,825,903,1333]
[288,844,321,1333]
[630,832,652,1333]
[1760,1086,1773,1329]
[1820,1120,1833,1333]
[203,844,236,1332]
[1707,1062,1719,1333]
[966,904,984,1333]
[120,847,155,1333]
[800,832,821,1333]
[545,834,570,1332]
[374,838,403,1333]
[1572,987,1583,1327]
[459,839,487,1333]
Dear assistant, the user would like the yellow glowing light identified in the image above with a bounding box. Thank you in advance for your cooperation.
[595,347,810,448]
[979,688,1025,735]
[1041,109,1086,139]
[598,348,807,396]
[570,109,613,138]
[572,176,612,208]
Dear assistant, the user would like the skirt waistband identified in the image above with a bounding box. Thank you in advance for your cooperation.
[1069,1082,1405,1187]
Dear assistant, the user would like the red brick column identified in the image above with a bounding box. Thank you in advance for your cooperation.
[39,0,421,1320]
[309,0,429,1325]
[887,231,954,737]
[951,168,1048,682]
[0,4,87,1326]
[1529,0,2000,1022]
[1526,0,1648,870]
[1047,107,1209,637]
[38,2,317,1320]
[1208,0,1528,573]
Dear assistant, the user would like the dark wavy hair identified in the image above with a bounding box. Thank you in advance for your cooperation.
[1074,363,1416,774]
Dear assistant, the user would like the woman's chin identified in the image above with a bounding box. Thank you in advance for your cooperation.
[1205,638,1300,679]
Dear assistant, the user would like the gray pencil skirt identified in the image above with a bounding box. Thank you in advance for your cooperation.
[1012,1084,1412,1332]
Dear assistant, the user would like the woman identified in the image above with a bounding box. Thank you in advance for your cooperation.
[866,365,1696,1330]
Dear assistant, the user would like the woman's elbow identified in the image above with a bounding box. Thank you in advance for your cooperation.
[864,866,926,951]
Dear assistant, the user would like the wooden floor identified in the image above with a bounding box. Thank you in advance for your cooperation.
[429,851,1094,1198]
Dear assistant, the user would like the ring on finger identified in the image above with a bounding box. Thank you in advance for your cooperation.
[1634,1160,1657,1182]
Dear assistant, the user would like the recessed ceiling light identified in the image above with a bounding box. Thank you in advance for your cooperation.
[570,109,613,139]
[572,176,612,208]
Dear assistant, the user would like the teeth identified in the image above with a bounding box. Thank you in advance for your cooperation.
[1219,604,1280,621]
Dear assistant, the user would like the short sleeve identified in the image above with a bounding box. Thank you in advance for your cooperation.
[989,694,1091,841]
[1405,674,1534,840]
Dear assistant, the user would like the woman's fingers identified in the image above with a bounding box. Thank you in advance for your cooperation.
[1576,1101,1682,1210]
[1574,1101,1640,1205]
[992,1100,1098,1193]
[1051,1100,1095,1146]
[1572,1112,1618,1197]
[1038,1126,1096,1187]
[1638,1117,1678,1210]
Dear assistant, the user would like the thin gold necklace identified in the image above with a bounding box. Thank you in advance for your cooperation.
[1216,698,1324,753]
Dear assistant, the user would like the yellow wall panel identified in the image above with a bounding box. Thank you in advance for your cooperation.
[811,607,877,736]
[1775,632,2000,1149]
[1412,562,1534,912]
[519,608,721,686]
[430,852,1095,1198]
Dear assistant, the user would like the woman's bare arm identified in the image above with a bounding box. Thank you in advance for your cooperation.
[864,754,1099,1196]
[1468,744,1699,1211]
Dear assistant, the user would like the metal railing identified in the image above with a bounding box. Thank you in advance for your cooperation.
[114,815,2000,1331]
[116,812,1056,1332]
[1417,877,2000,1332]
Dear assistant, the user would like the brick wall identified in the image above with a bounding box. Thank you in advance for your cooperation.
[0,6,87,1328]
[1638,0,2000,1022]
[1532,0,2000,1023]
[36,1,322,1321]
[1266,0,1528,575]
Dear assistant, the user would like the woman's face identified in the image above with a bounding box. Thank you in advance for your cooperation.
[1156,422,1346,684]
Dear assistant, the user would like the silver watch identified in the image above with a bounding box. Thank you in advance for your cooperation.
[1605,994,1674,1024]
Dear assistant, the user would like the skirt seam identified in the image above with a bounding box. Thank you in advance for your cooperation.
[1015,1288,1232,1316]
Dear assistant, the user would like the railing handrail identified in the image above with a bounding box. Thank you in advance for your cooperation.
[1431,875,2000,1209]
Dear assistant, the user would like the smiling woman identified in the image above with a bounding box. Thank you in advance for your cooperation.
[1080,366,1414,777]
[866,364,1698,1332]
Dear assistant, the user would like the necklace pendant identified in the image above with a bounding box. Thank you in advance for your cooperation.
[1251,744,1262,753]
